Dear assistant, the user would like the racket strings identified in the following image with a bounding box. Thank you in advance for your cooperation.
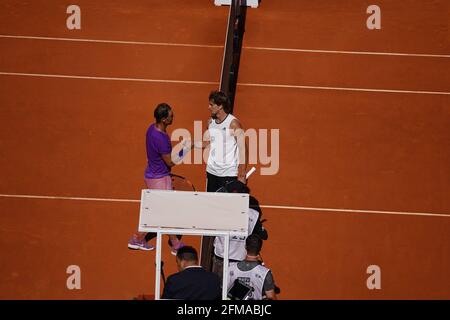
[170,174,196,191]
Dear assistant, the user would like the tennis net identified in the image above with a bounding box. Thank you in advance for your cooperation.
[219,0,246,114]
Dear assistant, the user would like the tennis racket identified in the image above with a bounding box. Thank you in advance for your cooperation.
[167,174,195,266]
[170,173,196,191]
[215,166,256,192]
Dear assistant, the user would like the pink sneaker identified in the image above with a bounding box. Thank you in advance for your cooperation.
[128,237,155,251]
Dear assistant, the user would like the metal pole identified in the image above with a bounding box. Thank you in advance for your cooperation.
[155,231,162,300]
[222,233,230,300]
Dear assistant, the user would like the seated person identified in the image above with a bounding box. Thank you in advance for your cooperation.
[162,246,221,300]
[227,234,277,300]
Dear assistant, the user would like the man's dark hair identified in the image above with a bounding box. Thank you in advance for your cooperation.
[154,103,172,123]
[176,246,198,262]
[209,90,231,113]
[245,234,263,256]
[224,180,250,194]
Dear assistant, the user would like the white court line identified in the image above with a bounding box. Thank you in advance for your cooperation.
[0,72,218,86]
[0,193,139,203]
[1,72,449,95]
[238,82,450,95]
[1,34,449,58]
[0,34,223,49]
[0,193,448,218]
[260,205,450,218]
[245,46,450,58]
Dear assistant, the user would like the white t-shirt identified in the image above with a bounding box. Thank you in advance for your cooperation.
[206,114,239,177]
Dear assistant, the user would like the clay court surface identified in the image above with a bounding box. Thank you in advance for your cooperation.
[0,0,449,299]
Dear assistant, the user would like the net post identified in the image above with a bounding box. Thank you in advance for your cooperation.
[219,0,247,114]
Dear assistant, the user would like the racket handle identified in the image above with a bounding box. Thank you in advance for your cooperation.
[246,167,256,179]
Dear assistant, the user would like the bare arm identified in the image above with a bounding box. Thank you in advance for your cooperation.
[199,118,212,149]
[187,118,211,150]
[263,270,277,300]
[161,153,177,167]
[264,289,277,300]
[230,119,248,183]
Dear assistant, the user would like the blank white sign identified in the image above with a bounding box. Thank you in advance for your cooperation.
[138,190,249,236]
